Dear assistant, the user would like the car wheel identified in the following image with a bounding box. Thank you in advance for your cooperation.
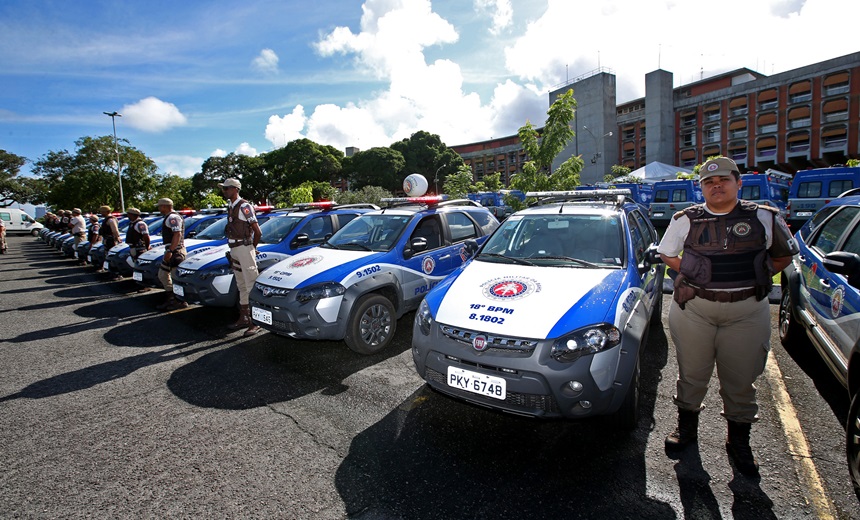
[345,293,396,355]
[778,285,806,348]
[611,357,640,430]
[847,390,860,501]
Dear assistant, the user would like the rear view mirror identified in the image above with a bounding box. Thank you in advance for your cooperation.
[823,251,860,289]
[462,239,479,259]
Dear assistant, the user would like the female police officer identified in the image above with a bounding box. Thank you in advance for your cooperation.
[658,157,798,476]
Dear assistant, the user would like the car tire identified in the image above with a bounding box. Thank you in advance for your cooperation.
[847,390,860,501]
[345,293,396,355]
[611,357,640,431]
[778,282,807,349]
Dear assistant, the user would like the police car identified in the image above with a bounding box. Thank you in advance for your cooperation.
[87,217,132,268]
[778,190,860,495]
[411,189,664,428]
[172,203,376,307]
[104,216,165,277]
[249,195,500,354]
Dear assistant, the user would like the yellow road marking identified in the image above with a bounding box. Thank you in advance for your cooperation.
[764,356,836,518]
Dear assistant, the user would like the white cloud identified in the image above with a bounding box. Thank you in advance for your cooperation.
[121,97,187,133]
[474,0,513,35]
[266,0,545,152]
[155,155,203,178]
[235,142,258,156]
[252,48,279,74]
[210,149,227,158]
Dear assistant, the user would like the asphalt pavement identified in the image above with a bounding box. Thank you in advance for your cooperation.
[1,234,858,519]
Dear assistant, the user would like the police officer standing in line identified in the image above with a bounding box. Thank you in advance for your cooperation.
[155,198,188,311]
[658,157,798,477]
[125,207,150,263]
[69,208,87,265]
[97,205,121,272]
[219,178,262,336]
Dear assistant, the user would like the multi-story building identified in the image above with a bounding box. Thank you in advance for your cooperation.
[452,52,860,186]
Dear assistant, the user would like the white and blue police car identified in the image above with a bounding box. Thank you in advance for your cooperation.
[171,203,376,307]
[249,195,500,354]
[411,189,664,429]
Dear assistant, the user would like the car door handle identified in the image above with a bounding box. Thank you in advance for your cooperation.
[820,279,831,288]
[798,254,806,262]
[439,255,451,260]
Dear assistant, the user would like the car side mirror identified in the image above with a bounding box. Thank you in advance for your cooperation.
[187,230,197,238]
[462,239,479,259]
[405,237,428,259]
[291,233,310,249]
[644,245,663,266]
[823,251,860,289]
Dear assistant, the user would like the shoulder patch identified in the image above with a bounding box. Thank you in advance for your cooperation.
[757,204,779,215]
[672,210,686,220]
[680,204,705,219]
[242,205,252,216]
[738,199,760,212]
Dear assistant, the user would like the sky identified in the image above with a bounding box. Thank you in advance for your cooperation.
[1,0,858,179]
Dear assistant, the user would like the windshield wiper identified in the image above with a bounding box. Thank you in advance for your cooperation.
[338,242,373,251]
[537,256,601,268]
[320,242,340,249]
[477,253,535,266]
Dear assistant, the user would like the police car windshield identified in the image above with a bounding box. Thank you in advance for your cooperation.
[479,214,623,267]
[146,217,164,234]
[259,216,303,244]
[195,217,228,240]
[326,214,410,251]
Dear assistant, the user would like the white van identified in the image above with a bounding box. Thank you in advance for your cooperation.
[0,208,44,235]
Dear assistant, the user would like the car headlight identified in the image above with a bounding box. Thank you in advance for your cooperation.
[550,324,621,363]
[254,282,291,297]
[199,266,233,280]
[416,298,434,336]
[295,282,346,303]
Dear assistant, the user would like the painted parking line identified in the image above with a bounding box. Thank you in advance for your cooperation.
[764,355,837,519]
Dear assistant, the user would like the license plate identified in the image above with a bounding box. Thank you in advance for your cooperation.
[173,284,185,297]
[252,306,272,325]
[132,271,143,282]
[796,211,813,217]
[446,366,506,400]
[103,261,110,270]
[87,255,92,263]
[652,212,664,218]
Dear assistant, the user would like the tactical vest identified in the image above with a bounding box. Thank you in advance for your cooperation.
[99,215,117,248]
[225,199,253,247]
[679,200,771,291]
[126,219,147,255]
[87,222,100,243]
[161,212,185,251]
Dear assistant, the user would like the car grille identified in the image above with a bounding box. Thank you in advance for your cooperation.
[426,367,559,414]
[439,324,537,354]
[177,268,195,277]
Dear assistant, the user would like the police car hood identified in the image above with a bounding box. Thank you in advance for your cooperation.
[427,260,627,339]
[137,238,219,262]
[256,248,382,289]
[176,242,289,271]
[108,237,164,255]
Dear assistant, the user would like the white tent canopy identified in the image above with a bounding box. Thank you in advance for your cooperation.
[628,161,693,183]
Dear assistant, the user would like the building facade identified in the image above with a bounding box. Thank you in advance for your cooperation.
[452,52,860,186]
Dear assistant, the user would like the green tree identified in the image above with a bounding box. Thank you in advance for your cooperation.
[510,89,584,199]
[443,166,474,199]
[265,139,344,198]
[144,174,193,211]
[846,159,859,167]
[473,172,502,193]
[343,147,406,192]
[290,185,313,205]
[390,130,464,188]
[0,150,33,205]
[32,136,158,212]
[200,193,227,209]
[605,164,632,182]
[335,186,393,206]
[190,153,273,207]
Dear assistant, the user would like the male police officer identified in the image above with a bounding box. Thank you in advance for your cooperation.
[658,157,798,476]
[70,209,87,263]
[97,206,121,272]
[125,207,150,262]
[155,198,188,311]
[219,178,262,336]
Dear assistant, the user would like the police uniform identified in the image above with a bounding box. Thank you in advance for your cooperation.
[0,217,6,253]
[87,216,100,244]
[125,209,150,260]
[219,178,261,336]
[156,202,187,299]
[98,207,120,250]
[70,209,87,248]
[659,157,798,476]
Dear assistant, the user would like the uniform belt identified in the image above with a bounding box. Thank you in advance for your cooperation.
[692,286,756,303]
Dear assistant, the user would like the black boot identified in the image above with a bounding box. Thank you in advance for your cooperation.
[155,294,175,310]
[726,420,759,476]
[665,408,699,449]
[228,304,250,330]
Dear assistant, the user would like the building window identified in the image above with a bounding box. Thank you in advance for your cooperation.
[681,129,696,147]
[703,103,720,123]
[757,112,778,134]
[756,136,777,158]
[758,89,778,111]
[823,72,850,97]
[623,126,635,140]
[639,125,646,138]
[728,141,747,162]
[703,145,720,158]
[703,124,720,144]
[728,119,747,139]
[729,96,748,117]
[789,80,812,104]
[787,106,811,129]
[680,110,696,127]
[822,98,849,123]
[786,131,810,153]
[821,125,848,150]
[623,141,635,158]
[680,148,697,167]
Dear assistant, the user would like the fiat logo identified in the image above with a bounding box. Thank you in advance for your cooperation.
[473,335,488,352]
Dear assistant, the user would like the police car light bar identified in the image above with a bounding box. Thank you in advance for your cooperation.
[254,205,275,212]
[381,195,449,204]
[526,189,632,198]
[295,201,335,209]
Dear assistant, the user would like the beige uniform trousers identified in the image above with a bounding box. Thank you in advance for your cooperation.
[667,294,771,423]
[158,247,187,293]
[229,244,259,305]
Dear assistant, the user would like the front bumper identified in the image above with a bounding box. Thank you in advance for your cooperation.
[248,285,348,341]
[132,260,163,287]
[172,270,238,307]
[106,254,135,277]
[411,320,638,420]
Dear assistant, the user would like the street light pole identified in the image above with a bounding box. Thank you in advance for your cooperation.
[582,125,613,164]
[103,111,125,212]
[434,164,447,195]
